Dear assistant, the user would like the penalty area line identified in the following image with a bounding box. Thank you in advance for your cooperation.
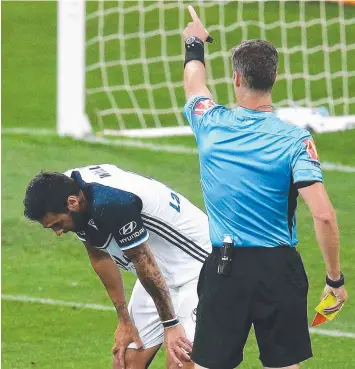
[2,294,355,339]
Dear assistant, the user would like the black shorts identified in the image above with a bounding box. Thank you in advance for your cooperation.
[191,246,312,369]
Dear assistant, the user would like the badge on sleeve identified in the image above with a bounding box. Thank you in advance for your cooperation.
[194,99,216,115]
[303,139,319,160]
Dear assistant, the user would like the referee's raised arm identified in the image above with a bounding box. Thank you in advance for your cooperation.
[181,7,348,369]
[183,6,213,100]
[182,6,230,139]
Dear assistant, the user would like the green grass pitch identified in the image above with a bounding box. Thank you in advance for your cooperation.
[2,2,355,369]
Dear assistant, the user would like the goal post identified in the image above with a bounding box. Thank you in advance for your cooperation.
[57,0,92,138]
[57,0,355,139]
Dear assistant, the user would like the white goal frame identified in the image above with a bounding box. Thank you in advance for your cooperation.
[57,0,92,138]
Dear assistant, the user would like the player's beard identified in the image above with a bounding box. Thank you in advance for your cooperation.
[69,211,88,232]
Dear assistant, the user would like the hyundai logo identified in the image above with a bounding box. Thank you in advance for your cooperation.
[119,221,137,235]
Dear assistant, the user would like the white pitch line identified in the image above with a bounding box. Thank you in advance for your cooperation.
[2,294,355,339]
[309,328,355,339]
[82,135,200,154]
[321,162,355,173]
[2,127,355,173]
[2,127,57,135]
[1,294,115,312]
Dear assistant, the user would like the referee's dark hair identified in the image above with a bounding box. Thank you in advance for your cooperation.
[231,39,278,92]
[24,172,80,221]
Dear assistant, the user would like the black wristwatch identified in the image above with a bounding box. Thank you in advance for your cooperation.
[326,272,345,288]
[185,36,204,47]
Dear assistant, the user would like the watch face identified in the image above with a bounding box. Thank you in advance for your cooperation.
[186,36,196,45]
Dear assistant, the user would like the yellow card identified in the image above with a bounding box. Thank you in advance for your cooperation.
[315,293,344,321]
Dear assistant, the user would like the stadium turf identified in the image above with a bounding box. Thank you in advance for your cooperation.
[2,133,355,369]
[2,1,355,368]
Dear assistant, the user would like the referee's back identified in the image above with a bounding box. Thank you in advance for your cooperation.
[184,100,323,248]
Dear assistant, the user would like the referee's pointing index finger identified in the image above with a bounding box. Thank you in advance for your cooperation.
[188,5,202,24]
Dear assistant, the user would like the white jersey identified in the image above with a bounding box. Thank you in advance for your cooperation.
[64,164,211,287]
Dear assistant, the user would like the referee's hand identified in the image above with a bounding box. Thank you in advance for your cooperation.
[321,285,348,315]
[183,5,209,42]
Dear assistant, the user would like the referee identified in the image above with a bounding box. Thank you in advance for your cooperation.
[182,6,348,369]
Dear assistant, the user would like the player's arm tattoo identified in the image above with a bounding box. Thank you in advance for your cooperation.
[112,301,130,322]
[124,242,176,322]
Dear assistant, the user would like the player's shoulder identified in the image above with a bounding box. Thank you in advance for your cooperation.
[90,185,142,219]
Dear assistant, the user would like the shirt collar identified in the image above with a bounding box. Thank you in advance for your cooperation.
[70,170,92,214]
[235,106,273,115]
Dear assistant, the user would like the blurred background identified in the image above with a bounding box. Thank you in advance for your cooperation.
[2,1,355,368]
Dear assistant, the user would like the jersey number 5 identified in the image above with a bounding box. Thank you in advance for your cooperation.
[169,193,181,213]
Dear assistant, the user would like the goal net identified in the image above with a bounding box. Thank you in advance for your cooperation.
[58,0,355,138]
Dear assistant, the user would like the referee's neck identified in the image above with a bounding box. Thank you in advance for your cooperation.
[236,88,272,112]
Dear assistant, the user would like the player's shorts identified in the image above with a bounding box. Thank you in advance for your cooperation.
[128,278,198,349]
[192,246,313,369]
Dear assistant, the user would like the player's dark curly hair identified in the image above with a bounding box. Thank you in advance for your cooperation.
[24,172,80,221]
[231,40,278,92]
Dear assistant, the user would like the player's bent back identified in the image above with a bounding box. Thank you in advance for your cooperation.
[64,164,211,287]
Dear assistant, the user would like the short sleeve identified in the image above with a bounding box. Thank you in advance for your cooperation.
[184,95,228,137]
[291,133,323,187]
[94,190,149,250]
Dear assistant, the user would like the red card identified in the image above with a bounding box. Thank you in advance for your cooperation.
[311,312,327,327]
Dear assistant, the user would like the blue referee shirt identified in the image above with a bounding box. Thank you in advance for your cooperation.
[184,95,323,248]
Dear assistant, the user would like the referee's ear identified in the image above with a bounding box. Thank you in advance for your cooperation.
[233,72,241,88]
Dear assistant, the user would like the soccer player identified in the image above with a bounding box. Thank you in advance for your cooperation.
[181,6,348,369]
[23,164,211,369]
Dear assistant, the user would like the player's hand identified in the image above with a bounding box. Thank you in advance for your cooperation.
[321,284,348,315]
[183,5,209,42]
[111,322,144,369]
[164,324,192,368]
